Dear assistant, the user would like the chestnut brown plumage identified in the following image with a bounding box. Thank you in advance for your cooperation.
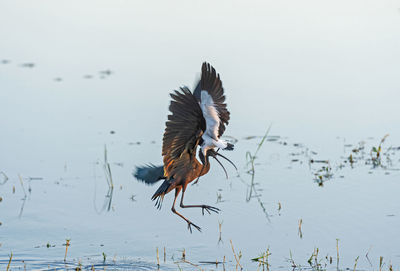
[134,62,236,232]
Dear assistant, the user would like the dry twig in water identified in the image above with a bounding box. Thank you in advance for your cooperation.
[64,239,70,262]
[6,252,12,271]
[230,240,243,270]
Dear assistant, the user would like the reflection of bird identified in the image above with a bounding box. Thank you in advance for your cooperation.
[134,62,236,232]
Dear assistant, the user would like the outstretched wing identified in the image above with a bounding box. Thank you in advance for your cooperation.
[162,87,206,179]
[193,62,230,138]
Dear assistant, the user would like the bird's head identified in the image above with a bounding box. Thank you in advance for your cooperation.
[193,147,238,186]
[198,144,211,165]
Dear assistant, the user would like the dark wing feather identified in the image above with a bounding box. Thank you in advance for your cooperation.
[193,62,230,138]
[162,87,206,179]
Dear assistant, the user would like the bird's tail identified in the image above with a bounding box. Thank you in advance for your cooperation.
[133,164,165,185]
[151,179,173,209]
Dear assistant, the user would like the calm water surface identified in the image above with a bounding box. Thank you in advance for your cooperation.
[1,1,400,270]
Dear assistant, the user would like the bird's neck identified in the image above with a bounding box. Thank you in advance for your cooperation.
[200,161,211,177]
[202,157,212,176]
[196,157,211,177]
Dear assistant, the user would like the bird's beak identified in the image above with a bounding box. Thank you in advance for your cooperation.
[208,149,237,179]
[209,149,238,171]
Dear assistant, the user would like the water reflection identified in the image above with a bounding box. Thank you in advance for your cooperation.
[240,127,273,221]
[92,146,116,213]
[93,161,114,213]
[0,171,8,185]
[17,175,28,218]
[0,258,169,271]
[18,196,27,218]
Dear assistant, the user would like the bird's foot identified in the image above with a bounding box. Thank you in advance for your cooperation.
[201,205,220,215]
[187,221,201,233]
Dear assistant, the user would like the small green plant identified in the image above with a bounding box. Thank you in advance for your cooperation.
[251,247,271,270]
[370,134,389,168]
[246,125,272,178]
[288,250,297,269]
[307,248,326,271]
[241,126,272,221]
[102,252,107,262]
[313,165,333,186]
[76,260,82,271]
[353,256,359,271]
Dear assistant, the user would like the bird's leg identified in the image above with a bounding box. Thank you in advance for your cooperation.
[180,185,220,215]
[171,187,201,233]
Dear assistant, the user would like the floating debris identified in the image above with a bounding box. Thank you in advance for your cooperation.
[267,135,280,142]
[128,141,141,145]
[310,159,329,164]
[99,69,113,76]
[243,135,257,140]
[28,177,43,180]
[20,63,35,68]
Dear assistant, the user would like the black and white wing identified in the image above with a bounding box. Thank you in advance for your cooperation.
[193,62,230,138]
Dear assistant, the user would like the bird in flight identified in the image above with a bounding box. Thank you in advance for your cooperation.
[134,62,236,232]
